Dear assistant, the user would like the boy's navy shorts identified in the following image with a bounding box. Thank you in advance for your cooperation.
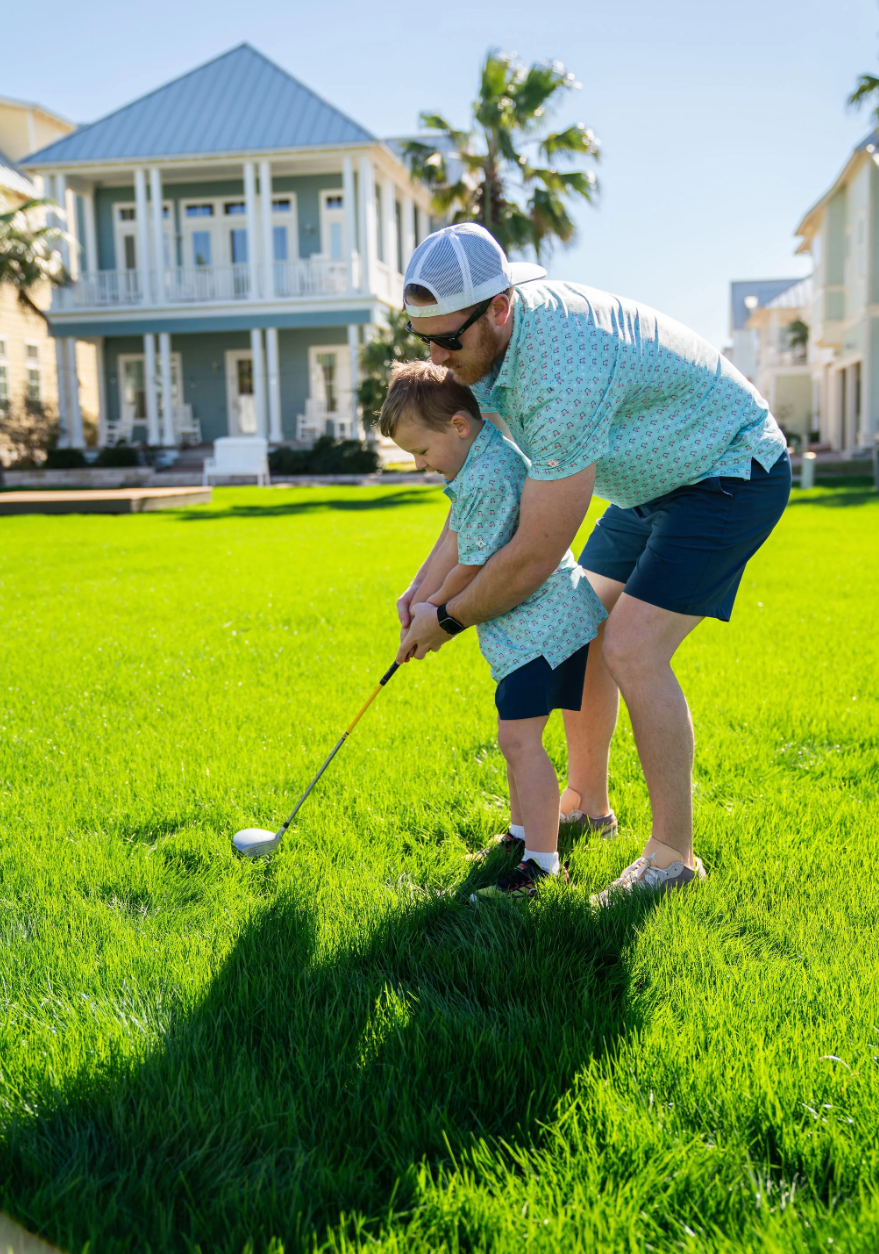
[578,452,791,622]
[495,643,590,721]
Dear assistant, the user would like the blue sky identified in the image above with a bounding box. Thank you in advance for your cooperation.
[9,0,877,349]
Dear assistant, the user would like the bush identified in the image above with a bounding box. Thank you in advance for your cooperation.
[95,445,141,467]
[269,436,380,477]
[44,447,87,469]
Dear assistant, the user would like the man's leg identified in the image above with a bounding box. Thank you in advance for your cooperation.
[600,593,703,868]
[561,573,625,818]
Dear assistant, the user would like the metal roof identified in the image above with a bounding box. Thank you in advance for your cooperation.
[21,44,375,167]
[765,277,812,311]
[729,278,803,332]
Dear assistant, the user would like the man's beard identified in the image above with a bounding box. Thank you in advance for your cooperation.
[446,318,503,386]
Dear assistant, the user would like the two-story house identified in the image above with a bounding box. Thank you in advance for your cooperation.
[19,45,435,450]
[794,128,879,450]
[743,277,815,443]
[0,95,99,446]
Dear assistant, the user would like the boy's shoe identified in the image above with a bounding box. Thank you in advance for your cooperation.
[559,807,618,839]
[465,830,526,863]
[591,854,706,908]
[471,858,568,904]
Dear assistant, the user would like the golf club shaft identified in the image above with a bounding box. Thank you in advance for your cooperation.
[274,661,399,837]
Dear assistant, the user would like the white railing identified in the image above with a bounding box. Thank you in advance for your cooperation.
[297,396,357,443]
[60,258,361,309]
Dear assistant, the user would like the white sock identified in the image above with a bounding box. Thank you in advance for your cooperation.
[524,848,560,875]
[509,823,525,840]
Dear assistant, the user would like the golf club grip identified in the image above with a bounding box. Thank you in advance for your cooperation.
[379,661,399,685]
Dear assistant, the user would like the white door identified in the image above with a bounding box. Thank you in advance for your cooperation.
[225,351,257,436]
[308,344,352,436]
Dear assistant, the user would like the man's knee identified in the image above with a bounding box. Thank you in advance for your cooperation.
[601,620,654,685]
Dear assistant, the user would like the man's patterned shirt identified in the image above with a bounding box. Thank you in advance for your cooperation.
[443,421,607,683]
[470,280,787,509]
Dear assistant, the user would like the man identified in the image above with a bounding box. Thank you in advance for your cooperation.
[396,223,790,902]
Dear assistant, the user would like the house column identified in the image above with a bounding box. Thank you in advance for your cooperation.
[143,332,160,444]
[65,186,80,281]
[149,167,165,303]
[358,157,377,295]
[416,207,429,250]
[66,339,84,449]
[259,161,273,299]
[250,327,267,437]
[348,324,361,438]
[265,326,282,442]
[94,337,108,445]
[244,162,260,300]
[134,169,151,305]
[382,177,398,275]
[82,189,98,275]
[54,336,69,447]
[402,195,415,271]
[159,331,174,445]
[342,156,357,292]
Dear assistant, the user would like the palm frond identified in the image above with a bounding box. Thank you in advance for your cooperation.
[540,124,600,160]
[848,74,879,121]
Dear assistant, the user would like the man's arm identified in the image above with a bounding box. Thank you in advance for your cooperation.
[398,465,596,657]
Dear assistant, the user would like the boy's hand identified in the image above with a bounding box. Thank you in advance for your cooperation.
[396,582,421,630]
[396,601,450,664]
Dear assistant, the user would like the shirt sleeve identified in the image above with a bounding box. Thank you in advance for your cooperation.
[454,475,521,566]
[522,391,610,481]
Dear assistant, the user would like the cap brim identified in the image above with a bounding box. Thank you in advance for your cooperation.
[508,262,547,286]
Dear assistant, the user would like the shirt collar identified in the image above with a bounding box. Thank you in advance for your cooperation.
[442,420,500,496]
[481,292,522,395]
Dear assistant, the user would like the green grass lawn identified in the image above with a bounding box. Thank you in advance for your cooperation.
[0,483,877,1254]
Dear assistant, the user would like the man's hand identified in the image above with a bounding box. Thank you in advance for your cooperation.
[396,601,450,664]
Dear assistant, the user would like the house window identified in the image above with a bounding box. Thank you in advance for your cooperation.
[119,207,135,221]
[230,229,248,264]
[225,202,246,216]
[320,190,346,261]
[316,352,338,413]
[192,231,212,266]
[273,225,288,262]
[272,198,291,212]
[119,353,182,421]
[0,341,8,411]
[123,236,137,269]
[186,204,214,218]
[26,344,42,403]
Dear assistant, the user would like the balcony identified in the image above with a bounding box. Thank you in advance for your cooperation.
[57,256,370,311]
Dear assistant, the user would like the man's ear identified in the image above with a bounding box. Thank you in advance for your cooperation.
[489,293,513,327]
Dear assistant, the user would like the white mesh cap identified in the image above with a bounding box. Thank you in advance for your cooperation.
[403,222,546,318]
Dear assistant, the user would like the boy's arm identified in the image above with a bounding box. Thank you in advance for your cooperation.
[396,534,483,663]
[405,527,460,614]
[397,511,450,630]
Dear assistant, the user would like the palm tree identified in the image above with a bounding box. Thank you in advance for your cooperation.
[403,50,600,262]
[0,198,70,323]
[357,308,428,431]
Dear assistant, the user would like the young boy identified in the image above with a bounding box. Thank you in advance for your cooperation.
[381,361,608,901]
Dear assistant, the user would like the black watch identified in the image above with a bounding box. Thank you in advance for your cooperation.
[436,603,467,636]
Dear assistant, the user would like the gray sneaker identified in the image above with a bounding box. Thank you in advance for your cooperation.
[591,853,706,907]
[559,808,619,839]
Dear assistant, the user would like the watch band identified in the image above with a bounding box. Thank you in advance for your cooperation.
[436,602,467,636]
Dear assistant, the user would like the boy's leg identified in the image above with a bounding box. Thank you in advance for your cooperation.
[497,714,557,854]
[508,764,522,828]
[561,575,625,818]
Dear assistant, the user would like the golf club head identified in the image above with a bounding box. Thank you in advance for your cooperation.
[232,827,281,858]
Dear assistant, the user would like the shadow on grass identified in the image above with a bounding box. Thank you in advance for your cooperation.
[176,488,441,522]
[788,482,878,507]
[0,886,649,1254]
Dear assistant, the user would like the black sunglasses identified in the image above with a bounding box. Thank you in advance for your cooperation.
[405,298,494,351]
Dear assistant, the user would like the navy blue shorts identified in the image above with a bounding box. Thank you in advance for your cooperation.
[579,453,791,622]
[495,644,590,721]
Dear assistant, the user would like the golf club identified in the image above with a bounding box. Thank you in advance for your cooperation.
[232,660,400,858]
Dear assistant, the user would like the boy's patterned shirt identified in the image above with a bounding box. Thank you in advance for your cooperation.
[443,421,607,683]
[471,280,787,510]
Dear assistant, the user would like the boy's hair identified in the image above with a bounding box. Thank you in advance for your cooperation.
[379,360,482,439]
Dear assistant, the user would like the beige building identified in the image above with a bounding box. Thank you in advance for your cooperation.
[745,277,817,443]
[0,96,99,456]
[794,129,879,450]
